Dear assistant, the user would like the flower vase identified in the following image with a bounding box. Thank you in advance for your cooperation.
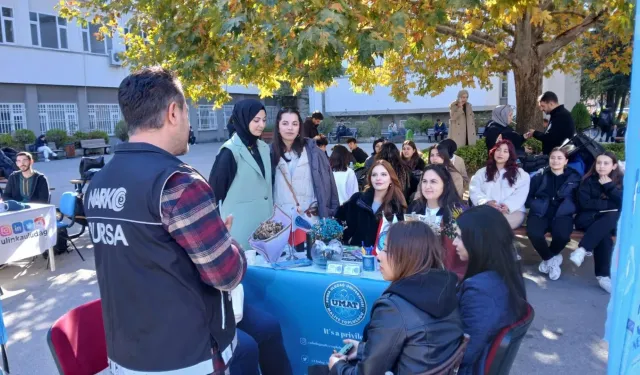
[311,239,344,268]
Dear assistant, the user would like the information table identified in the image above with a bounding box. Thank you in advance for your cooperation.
[0,203,57,271]
[243,264,389,374]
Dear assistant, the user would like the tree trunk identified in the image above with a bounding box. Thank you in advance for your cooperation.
[513,59,544,134]
[617,90,628,121]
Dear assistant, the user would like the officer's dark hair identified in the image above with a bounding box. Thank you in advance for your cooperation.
[118,66,185,134]
[538,91,558,104]
[311,111,324,120]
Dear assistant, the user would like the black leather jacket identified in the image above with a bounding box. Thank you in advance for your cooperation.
[331,270,464,375]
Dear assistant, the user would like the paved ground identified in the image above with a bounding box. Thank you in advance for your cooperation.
[0,142,610,374]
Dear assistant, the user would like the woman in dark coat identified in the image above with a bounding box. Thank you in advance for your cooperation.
[327,221,464,375]
[569,152,623,294]
[526,147,581,281]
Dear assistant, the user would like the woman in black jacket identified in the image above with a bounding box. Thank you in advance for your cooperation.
[483,105,525,158]
[328,221,464,375]
[376,143,418,203]
[335,160,406,247]
[526,147,581,281]
[569,152,623,293]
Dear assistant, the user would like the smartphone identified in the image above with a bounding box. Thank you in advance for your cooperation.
[338,343,354,356]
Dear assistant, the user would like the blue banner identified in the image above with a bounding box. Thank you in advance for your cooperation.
[605,5,640,374]
[243,266,389,375]
[0,299,6,345]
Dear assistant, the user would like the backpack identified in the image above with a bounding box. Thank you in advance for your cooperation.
[563,134,606,174]
[598,110,614,130]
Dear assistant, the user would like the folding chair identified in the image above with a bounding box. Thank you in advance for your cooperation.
[484,303,535,375]
[56,192,85,261]
[47,299,107,375]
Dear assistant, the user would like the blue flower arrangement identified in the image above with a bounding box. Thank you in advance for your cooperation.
[311,218,344,242]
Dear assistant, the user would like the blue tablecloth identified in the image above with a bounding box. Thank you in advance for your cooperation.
[243,265,389,375]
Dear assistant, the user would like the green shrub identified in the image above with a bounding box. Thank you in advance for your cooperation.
[602,143,625,161]
[115,120,129,142]
[45,129,69,147]
[13,129,36,149]
[359,117,381,138]
[571,103,591,132]
[404,117,422,135]
[0,134,15,148]
[87,130,110,144]
[419,118,434,135]
[524,138,543,154]
[72,131,89,148]
[451,139,488,176]
[318,116,336,135]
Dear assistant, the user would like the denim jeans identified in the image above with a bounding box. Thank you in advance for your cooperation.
[229,304,292,375]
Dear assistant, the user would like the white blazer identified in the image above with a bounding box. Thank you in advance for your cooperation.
[469,167,530,213]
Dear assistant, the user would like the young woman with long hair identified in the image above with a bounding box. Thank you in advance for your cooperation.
[329,145,359,204]
[469,140,530,229]
[453,205,528,375]
[401,140,426,172]
[408,164,467,280]
[335,160,407,247]
[429,142,465,198]
[271,107,339,226]
[376,142,418,202]
[569,152,623,293]
[364,137,385,171]
[327,221,463,375]
[526,147,581,281]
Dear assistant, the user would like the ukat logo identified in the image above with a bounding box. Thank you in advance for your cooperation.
[323,281,367,326]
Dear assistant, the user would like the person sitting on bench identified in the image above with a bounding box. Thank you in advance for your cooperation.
[526,147,581,281]
[2,152,50,204]
[35,134,58,162]
[570,152,623,294]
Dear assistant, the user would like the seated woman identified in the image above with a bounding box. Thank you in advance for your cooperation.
[453,205,528,375]
[401,140,426,174]
[469,140,530,229]
[570,152,623,293]
[428,142,465,198]
[440,138,468,182]
[330,145,359,204]
[526,147,581,281]
[336,160,406,247]
[408,164,467,280]
[328,221,464,375]
[376,143,418,202]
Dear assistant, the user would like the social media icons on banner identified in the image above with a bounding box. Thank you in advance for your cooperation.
[0,217,46,237]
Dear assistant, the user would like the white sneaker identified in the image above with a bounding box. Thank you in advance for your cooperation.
[52,152,57,157]
[44,158,50,162]
[538,260,550,274]
[570,247,587,267]
[548,254,563,281]
[597,276,612,294]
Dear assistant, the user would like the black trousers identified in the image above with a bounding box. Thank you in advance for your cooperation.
[526,215,574,261]
[579,212,619,277]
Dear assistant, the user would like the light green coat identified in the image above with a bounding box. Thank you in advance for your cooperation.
[219,134,273,250]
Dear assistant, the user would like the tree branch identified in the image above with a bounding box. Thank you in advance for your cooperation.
[538,10,606,58]
[550,10,587,18]
[435,24,515,63]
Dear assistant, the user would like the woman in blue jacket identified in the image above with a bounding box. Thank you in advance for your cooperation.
[526,147,581,281]
[453,205,528,375]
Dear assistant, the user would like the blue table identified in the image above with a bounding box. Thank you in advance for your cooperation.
[243,265,389,375]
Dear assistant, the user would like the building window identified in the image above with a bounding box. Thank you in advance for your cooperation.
[88,104,121,135]
[197,105,218,131]
[500,74,508,105]
[82,23,113,54]
[30,13,68,49]
[223,105,234,126]
[0,104,26,134]
[265,106,278,127]
[38,104,79,134]
[0,7,15,44]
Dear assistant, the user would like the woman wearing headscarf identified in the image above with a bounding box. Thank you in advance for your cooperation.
[484,105,525,158]
[209,99,293,375]
[208,99,273,250]
[449,90,476,147]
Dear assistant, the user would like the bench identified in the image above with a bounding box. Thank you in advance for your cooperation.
[80,139,110,156]
[25,142,66,161]
[329,128,358,143]
[513,226,616,243]
[477,127,486,139]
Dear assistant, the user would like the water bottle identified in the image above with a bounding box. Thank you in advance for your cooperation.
[349,161,354,169]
